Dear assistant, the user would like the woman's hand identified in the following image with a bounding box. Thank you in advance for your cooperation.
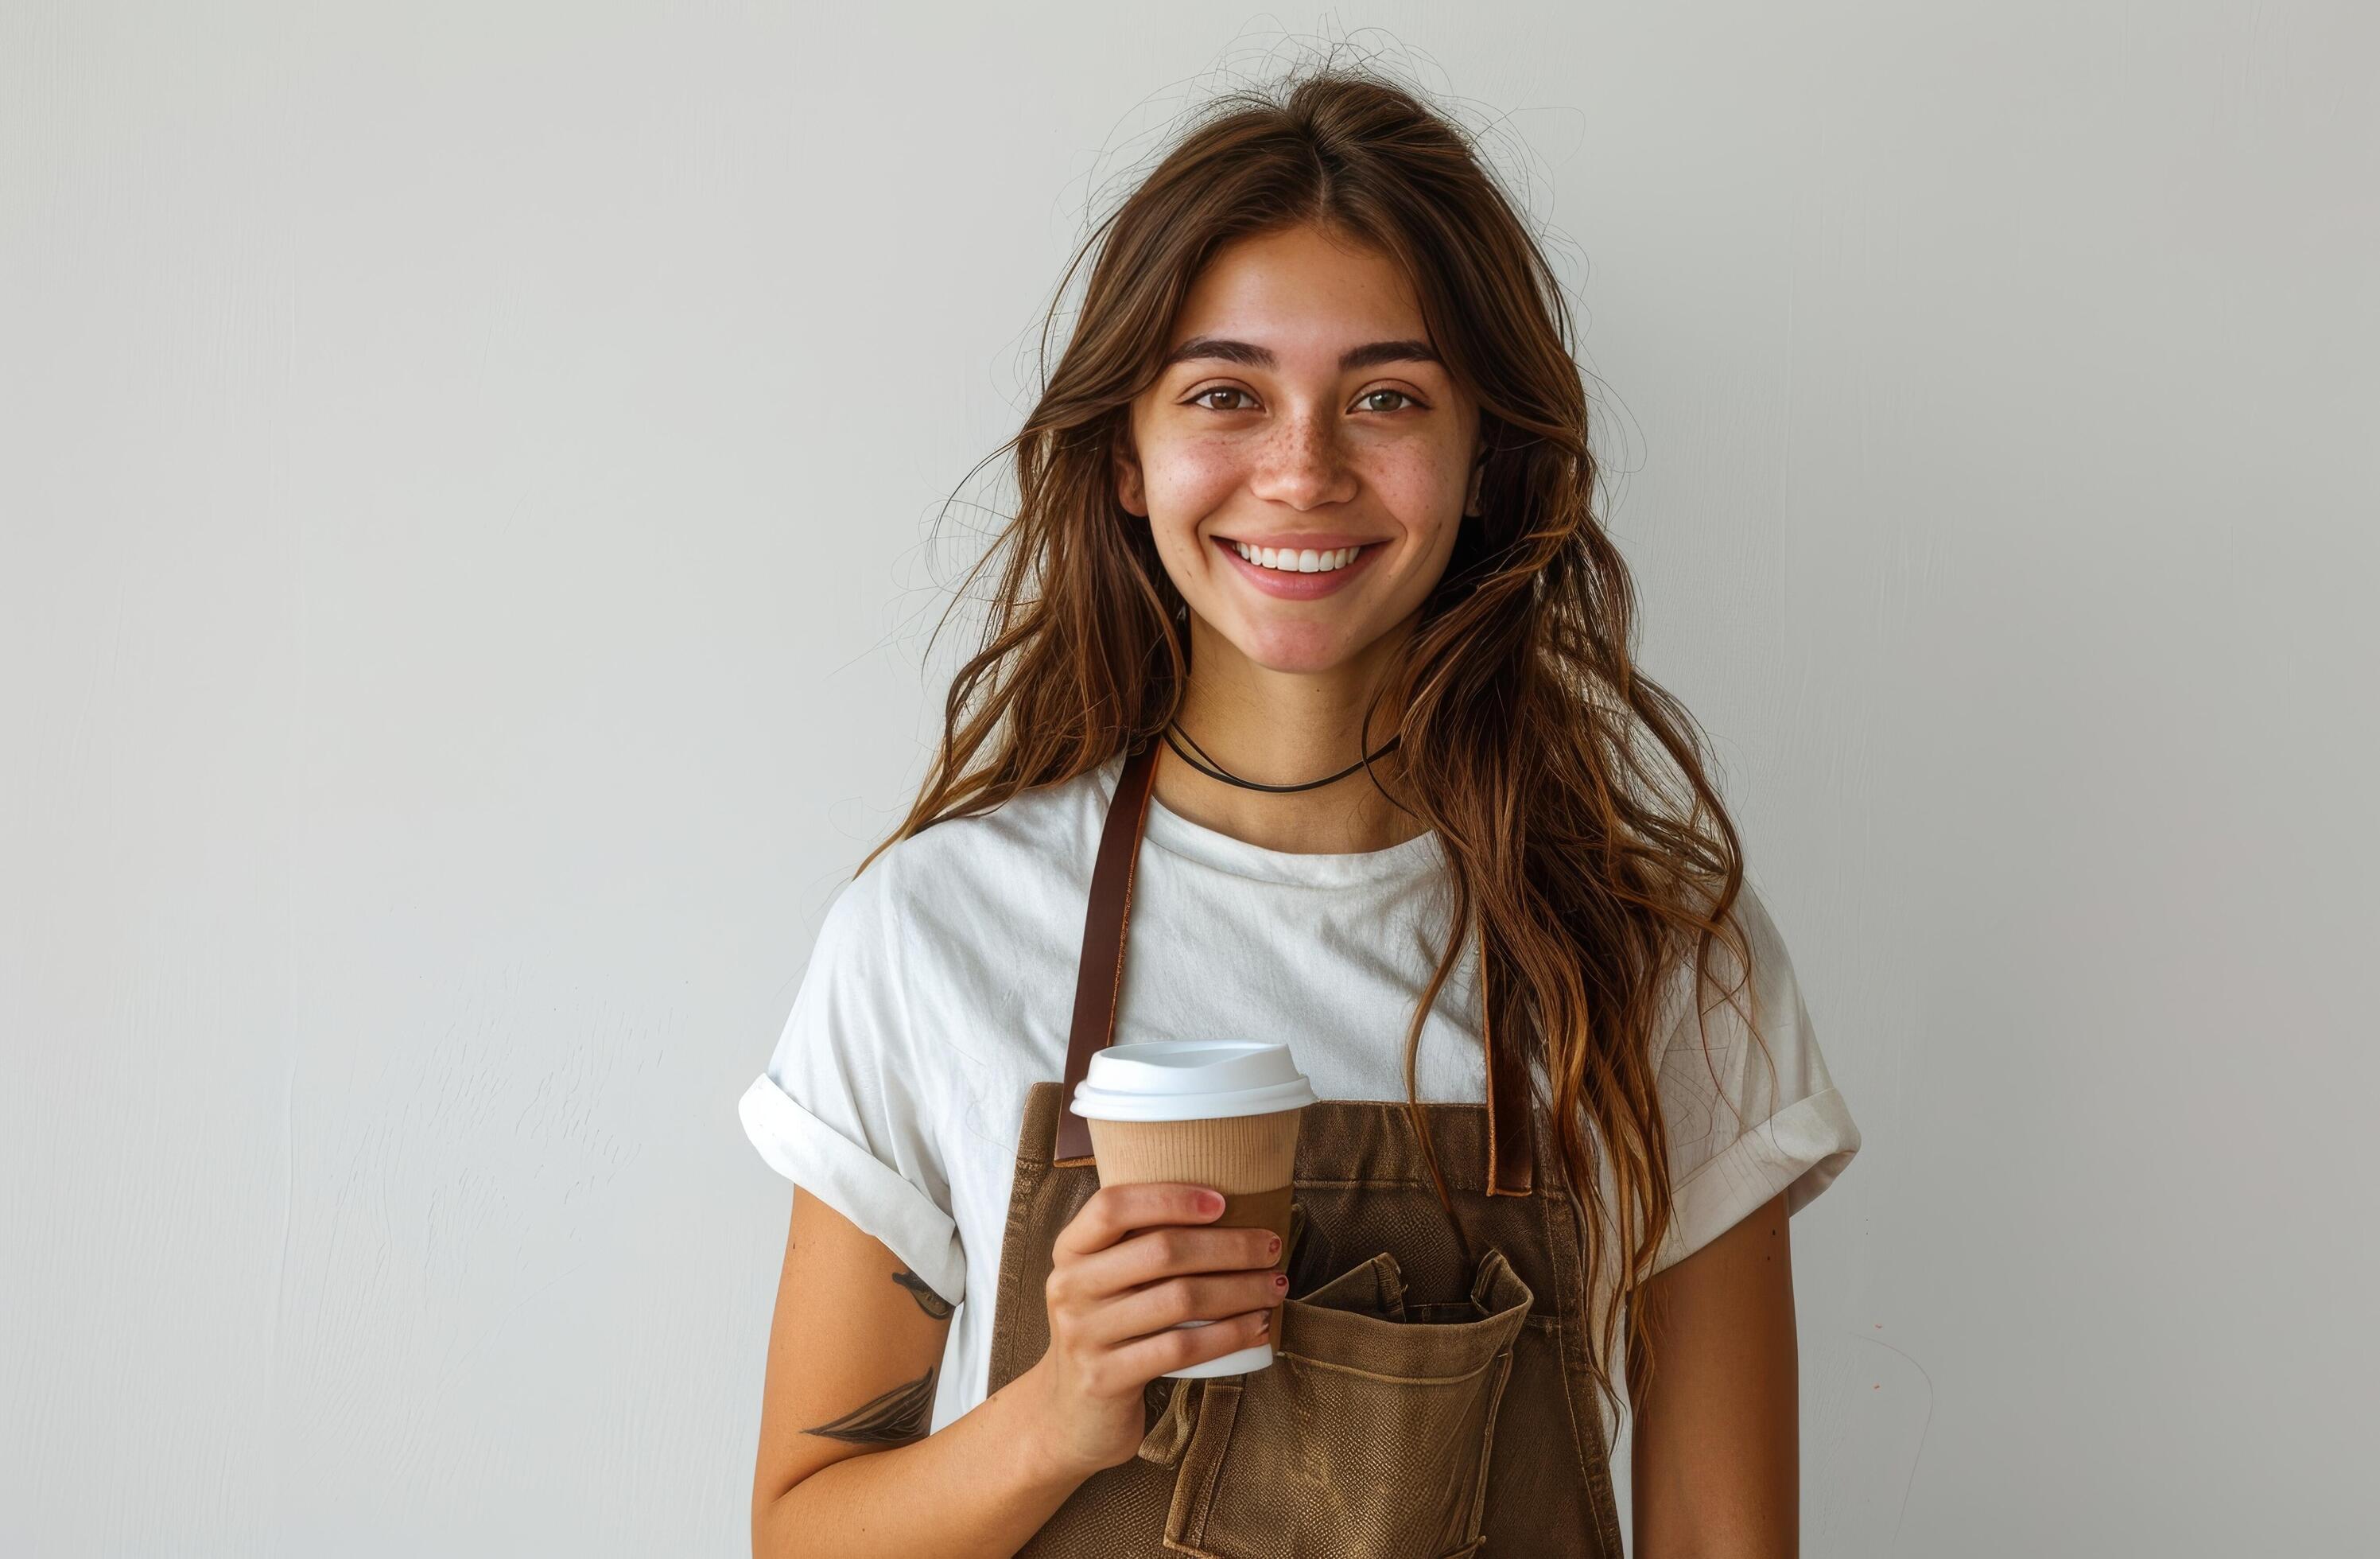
[1026,1181,1285,1479]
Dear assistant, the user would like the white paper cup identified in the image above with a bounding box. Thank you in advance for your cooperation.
[1071,1041,1314,1377]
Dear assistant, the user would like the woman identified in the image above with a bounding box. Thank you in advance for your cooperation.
[739,68,1859,1557]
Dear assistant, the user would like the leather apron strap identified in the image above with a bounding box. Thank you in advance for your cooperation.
[1052,738,1536,1195]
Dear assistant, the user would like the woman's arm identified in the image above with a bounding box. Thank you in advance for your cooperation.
[1625,1188,1800,1558]
[751,1189,1085,1559]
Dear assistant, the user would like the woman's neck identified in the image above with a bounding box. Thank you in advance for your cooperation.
[1151,625,1430,856]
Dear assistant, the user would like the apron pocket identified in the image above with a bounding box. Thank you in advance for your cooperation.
[1159,1246,1533,1559]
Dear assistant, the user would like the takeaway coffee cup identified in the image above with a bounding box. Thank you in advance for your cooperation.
[1070,1040,1316,1377]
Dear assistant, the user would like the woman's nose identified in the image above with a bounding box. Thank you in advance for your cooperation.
[1248,415,1356,508]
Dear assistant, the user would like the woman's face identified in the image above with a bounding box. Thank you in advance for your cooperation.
[1116,223,1482,679]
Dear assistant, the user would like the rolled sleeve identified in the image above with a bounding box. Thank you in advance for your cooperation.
[740,1072,966,1308]
[739,861,966,1311]
[1645,882,1862,1278]
[1648,1084,1860,1277]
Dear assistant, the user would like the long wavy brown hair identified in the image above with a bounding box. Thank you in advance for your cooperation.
[856,63,1778,1423]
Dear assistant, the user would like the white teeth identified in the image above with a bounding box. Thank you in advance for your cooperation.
[1233,542,1361,573]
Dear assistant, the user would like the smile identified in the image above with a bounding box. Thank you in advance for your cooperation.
[1210,535,1384,599]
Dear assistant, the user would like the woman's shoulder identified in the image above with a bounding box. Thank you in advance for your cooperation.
[1660,870,1790,962]
[1648,872,1807,1055]
[831,763,1114,933]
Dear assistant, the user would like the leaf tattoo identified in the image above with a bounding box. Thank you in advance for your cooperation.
[891,1268,954,1320]
[802,1367,936,1446]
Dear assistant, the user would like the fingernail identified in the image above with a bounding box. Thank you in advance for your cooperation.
[1267,1234,1281,1256]
[1273,1273,1287,1289]
[1201,1191,1225,1213]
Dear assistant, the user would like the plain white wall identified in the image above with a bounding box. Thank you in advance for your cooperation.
[5,3,2374,1554]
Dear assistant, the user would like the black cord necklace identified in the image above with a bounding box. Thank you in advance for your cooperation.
[1159,721,1404,795]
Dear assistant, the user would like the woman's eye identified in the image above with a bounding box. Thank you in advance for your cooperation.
[1184,386,1423,414]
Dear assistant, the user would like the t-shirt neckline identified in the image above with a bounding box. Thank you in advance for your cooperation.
[1099,754,1444,887]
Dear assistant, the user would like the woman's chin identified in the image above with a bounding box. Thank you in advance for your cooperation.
[1211,619,1372,678]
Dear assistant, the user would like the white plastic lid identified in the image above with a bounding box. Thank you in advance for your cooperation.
[1070,1040,1318,1122]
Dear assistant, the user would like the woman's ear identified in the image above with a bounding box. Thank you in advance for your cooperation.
[1112,433,1147,518]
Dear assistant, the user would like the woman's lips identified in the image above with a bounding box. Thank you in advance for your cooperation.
[1211,535,1382,599]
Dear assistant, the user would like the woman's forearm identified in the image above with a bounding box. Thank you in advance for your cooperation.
[755,1356,1089,1559]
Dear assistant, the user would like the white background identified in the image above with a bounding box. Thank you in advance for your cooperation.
[5,3,2374,1554]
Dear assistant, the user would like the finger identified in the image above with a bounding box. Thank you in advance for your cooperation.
[1082,1266,1288,1350]
[1105,1308,1271,1382]
[1066,1222,1279,1304]
[1053,1182,1224,1258]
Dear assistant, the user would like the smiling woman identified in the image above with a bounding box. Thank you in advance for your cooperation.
[740,60,1858,1559]
[1120,235,1484,685]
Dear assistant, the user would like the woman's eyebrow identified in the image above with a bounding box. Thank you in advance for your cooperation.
[1160,336,1442,373]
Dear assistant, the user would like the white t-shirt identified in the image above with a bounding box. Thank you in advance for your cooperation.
[739,755,1860,1437]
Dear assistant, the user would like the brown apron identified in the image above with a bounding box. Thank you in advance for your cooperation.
[984,740,1628,1557]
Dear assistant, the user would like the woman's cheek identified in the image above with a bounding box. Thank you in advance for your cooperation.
[1146,456,1243,544]
[1159,443,1244,506]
